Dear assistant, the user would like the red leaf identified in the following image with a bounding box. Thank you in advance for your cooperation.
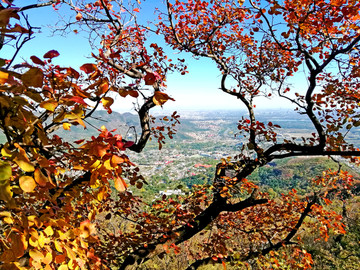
[144,72,161,85]
[80,63,97,74]
[123,141,134,148]
[133,8,140,12]
[66,96,88,106]
[43,50,60,59]
[30,56,45,66]
[67,67,80,79]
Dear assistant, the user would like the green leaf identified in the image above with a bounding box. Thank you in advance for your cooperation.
[0,161,11,181]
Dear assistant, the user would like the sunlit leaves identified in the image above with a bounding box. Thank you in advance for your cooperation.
[34,168,48,187]
[114,176,127,192]
[19,176,37,192]
[13,156,35,172]
[0,70,9,84]
[62,122,71,130]
[102,96,113,113]
[79,220,96,238]
[153,91,174,106]
[39,99,58,112]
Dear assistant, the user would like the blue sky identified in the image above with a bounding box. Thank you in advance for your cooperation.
[3,0,297,113]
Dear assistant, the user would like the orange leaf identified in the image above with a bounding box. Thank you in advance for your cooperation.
[75,12,82,21]
[42,251,53,265]
[114,176,127,192]
[19,176,37,192]
[29,249,44,262]
[39,99,58,112]
[0,70,9,84]
[62,122,71,130]
[153,91,174,106]
[34,168,48,187]
[111,154,125,167]
[96,80,109,95]
[64,245,77,261]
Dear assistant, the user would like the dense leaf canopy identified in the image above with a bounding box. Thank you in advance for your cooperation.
[0,0,360,269]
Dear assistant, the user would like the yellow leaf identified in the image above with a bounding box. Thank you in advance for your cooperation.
[13,152,35,172]
[34,168,48,187]
[103,159,112,170]
[97,187,106,201]
[64,245,77,260]
[29,236,39,248]
[90,159,101,169]
[40,99,58,112]
[1,144,13,157]
[55,240,63,253]
[14,158,35,172]
[3,216,13,224]
[22,67,44,87]
[38,232,49,248]
[0,211,11,217]
[28,216,42,228]
[152,91,174,106]
[114,176,127,192]
[44,226,54,236]
[19,176,37,192]
[0,182,12,202]
[0,161,12,181]
[62,122,71,130]
[0,70,9,84]
[29,249,44,262]
[102,97,114,109]
[43,251,53,265]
